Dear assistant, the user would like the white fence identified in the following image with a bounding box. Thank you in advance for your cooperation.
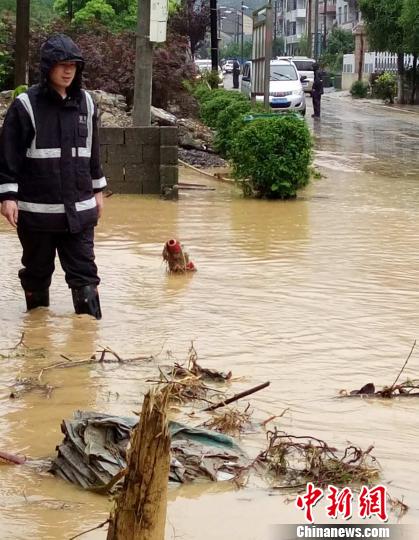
[343,52,415,75]
[342,52,415,90]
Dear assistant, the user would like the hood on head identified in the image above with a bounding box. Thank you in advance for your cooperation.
[40,34,84,95]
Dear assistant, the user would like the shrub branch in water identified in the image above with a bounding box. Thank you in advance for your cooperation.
[258,429,380,487]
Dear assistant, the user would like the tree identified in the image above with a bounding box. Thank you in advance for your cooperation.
[73,0,116,25]
[53,0,136,29]
[220,40,252,61]
[272,37,285,57]
[399,0,419,103]
[168,0,210,57]
[297,34,310,56]
[359,0,407,102]
[321,28,354,73]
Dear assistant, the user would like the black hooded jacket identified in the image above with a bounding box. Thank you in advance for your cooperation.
[0,34,106,233]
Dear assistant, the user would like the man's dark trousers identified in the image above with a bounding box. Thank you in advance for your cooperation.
[17,226,99,292]
[312,91,321,117]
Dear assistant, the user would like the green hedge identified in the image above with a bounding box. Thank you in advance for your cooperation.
[192,85,313,199]
[230,115,312,199]
[200,92,247,128]
[215,101,268,158]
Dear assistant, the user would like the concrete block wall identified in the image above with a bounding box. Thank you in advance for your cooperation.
[99,126,178,195]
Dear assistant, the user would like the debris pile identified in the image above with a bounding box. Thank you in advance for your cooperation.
[50,411,248,491]
[258,430,380,488]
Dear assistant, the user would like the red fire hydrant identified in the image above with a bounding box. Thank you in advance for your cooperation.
[162,239,196,273]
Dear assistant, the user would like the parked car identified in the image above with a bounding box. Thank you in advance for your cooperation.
[241,59,306,115]
[194,59,224,87]
[276,56,316,93]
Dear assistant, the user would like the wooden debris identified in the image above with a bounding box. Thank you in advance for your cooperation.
[106,388,171,540]
[0,450,27,465]
[203,381,270,412]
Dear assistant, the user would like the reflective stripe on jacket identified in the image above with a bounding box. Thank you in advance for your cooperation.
[0,85,106,233]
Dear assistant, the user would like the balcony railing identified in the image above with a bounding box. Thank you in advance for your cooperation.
[319,2,337,14]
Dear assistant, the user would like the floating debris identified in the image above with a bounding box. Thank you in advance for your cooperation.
[51,411,248,493]
[0,450,27,465]
[172,343,232,382]
[9,376,54,399]
[257,429,380,488]
[203,405,253,436]
[341,341,419,398]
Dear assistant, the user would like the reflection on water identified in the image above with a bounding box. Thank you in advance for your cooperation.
[1,99,419,539]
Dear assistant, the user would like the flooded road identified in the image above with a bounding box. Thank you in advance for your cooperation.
[1,96,419,539]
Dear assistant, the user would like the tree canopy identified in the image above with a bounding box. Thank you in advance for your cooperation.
[359,0,404,54]
[399,0,419,55]
[321,28,354,72]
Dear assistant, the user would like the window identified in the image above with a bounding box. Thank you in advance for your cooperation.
[344,4,348,22]
[293,60,315,72]
[338,6,342,24]
[270,64,298,81]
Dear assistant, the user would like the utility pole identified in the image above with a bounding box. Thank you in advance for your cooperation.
[264,1,273,110]
[314,0,319,60]
[15,0,30,87]
[307,0,312,57]
[133,0,153,125]
[241,1,244,65]
[274,0,277,43]
[210,0,219,71]
[322,0,327,52]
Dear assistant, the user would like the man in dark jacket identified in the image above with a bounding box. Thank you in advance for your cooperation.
[0,34,106,319]
[311,63,324,119]
[232,59,240,89]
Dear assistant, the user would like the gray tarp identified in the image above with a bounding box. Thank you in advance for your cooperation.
[51,411,248,492]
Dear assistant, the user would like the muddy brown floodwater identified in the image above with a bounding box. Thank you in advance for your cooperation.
[1,96,419,539]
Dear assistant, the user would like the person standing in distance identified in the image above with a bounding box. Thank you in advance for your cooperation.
[311,63,324,119]
[232,58,241,90]
[0,34,106,319]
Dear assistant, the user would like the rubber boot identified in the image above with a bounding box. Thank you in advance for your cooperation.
[24,289,50,311]
[71,285,102,320]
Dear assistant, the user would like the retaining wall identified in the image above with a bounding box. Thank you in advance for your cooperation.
[99,126,178,195]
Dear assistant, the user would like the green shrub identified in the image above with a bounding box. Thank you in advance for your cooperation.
[201,69,221,89]
[230,115,313,199]
[192,83,217,103]
[373,72,397,104]
[350,80,369,98]
[200,92,246,128]
[214,100,265,157]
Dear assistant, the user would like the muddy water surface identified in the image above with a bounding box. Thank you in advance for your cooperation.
[1,98,419,539]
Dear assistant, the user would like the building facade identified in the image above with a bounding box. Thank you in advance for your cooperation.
[284,0,307,55]
[335,0,360,30]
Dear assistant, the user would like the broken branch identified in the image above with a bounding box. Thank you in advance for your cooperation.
[203,381,270,412]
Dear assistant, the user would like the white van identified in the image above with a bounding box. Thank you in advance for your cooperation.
[277,56,316,93]
[241,59,306,115]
